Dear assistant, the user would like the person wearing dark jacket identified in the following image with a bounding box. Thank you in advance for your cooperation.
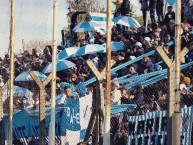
[140,0,149,27]
[121,0,131,16]
[156,0,164,22]
[121,0,131,32]
[149,0,157,24]
[164,6,175,26]
[67,6,87,41]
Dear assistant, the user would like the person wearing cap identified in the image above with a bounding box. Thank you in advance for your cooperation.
[135,42,142,48]
[71,73,77,83]
[184,77,191,86]
[117,52,126,65]
[143,37,154,52]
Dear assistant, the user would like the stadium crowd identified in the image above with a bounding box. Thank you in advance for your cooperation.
[1,0,193,144]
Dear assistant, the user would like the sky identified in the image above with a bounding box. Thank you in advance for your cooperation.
[0,0,141,58]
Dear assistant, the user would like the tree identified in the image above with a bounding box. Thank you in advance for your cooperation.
[67,0,105,13]
[129,5,143,26]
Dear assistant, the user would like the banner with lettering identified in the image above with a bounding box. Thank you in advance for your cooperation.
[127,106,193,145]
[3,95,92,145]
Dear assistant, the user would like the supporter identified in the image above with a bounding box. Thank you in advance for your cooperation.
[116,52,126,77]
[165,6,175,26]
[0,75,4,87]
[143,37,154,52]
[111,80,121,105]
[63,86,78,99]
[186,42,193,62]
[33,95,39,109]
[120,87,134,104]
[120,0,131,32]
[139,0,149,26]
[156,0,164,22]
[163,45,174,58]
[128,65,138,76]
[67,6,88,41]
[76,76,87,97]
[91,54,100,69]
[183,0,193,23]
[139,56,155,74]
[67,73,78,86]
[149,0,157,24]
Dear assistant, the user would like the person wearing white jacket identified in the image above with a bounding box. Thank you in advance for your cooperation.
[111,80,122,105]
[0,75,4,87]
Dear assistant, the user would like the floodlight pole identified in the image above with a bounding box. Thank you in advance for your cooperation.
[49,0,58,145]
[103,0,112,145]
[8,0,15,145]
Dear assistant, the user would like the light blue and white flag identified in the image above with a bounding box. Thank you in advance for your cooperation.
[127,106,193,145]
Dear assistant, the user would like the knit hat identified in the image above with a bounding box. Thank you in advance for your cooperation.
[184,77,191,85]
[71,73,77,79]
[144,37,151,43]
[118,52,125,57]
[135,42,142,48]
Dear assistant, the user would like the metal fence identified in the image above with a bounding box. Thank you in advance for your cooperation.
[1,0,193,145]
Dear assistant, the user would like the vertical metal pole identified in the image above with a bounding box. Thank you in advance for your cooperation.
[99,81,104,145]
[50,0,58,144]
[103,0,112,145]
[167,67,175,145]
[174,0,181,114]
[8,0,15,144]
[39,88,46,145]
[173,0,182,145]
[22,39,25,52]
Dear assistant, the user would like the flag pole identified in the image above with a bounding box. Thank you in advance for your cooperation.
[103,0,112,145]
[50,0,58,144]
[8,0,15,144]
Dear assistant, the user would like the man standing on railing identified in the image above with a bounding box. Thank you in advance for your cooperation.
[139,0,149,27]
[67,6,87,42]
[149,0,157,25]
[156,0,164,22]
[120,0,131,32]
